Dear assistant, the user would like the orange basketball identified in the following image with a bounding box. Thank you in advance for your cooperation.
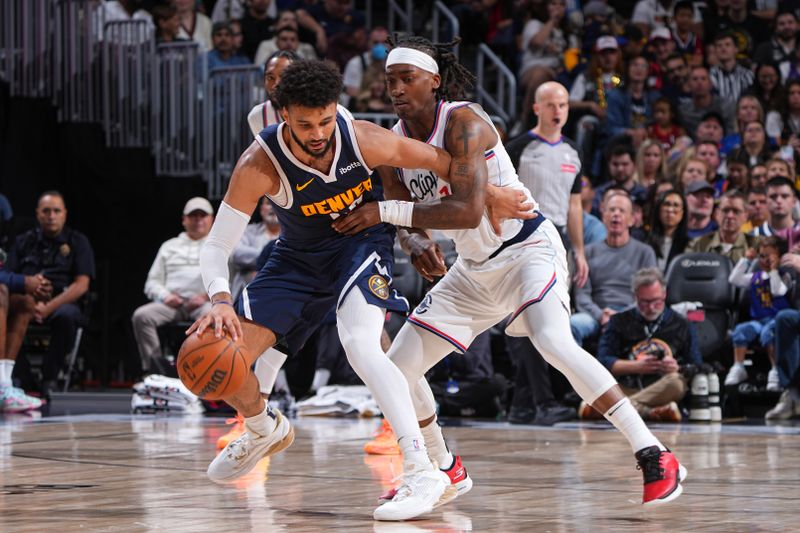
[177,330,249,400]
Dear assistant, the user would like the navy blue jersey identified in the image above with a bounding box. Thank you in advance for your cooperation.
[256,111,389,251]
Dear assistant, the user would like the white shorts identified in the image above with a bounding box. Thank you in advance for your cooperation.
[407,219,570,352]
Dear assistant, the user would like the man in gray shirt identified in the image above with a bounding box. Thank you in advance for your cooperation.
[680,65,735,136]
[571,191,657,346]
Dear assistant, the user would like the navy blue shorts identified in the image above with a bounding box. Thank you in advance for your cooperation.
[237,231,408,354]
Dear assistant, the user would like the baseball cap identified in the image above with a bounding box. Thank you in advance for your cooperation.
[686,180,715,195]
[650,27,672,42]
[183,197,214,215]
[596,35,619,51]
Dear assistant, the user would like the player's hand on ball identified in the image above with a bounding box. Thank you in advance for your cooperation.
[331,202,380,235]
[186,302,243,341]
[406,233,447,282]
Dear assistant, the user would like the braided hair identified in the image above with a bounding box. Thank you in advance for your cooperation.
[386,34,475,102]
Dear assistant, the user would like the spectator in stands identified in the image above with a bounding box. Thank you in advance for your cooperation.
[693,111,726,146]
[587,267,701,422]
[709,31,754,104]
[4,191,95,398]
[671,1,703,65]
[569,36,623,165]
[593,144,649,216]
[695,140,724,189]
[353,69,392,113]
[748,63,785,129]
[153,4,185,44]
[517,0,577,130]
[754,9,799,82]
[0,270,51,411]
[205,21,250,71]
[751,177,800,248]
[646,27,676,90]
[296,0,366,59]
[712,0,768,57]
[726,236,792,390]
[764,306,800,419]
[174,0,212,51]
[646,189,688,272]
[647,97,686,151]
[750,164,769,190]
[231,198,280,299]
[743,187,769,234]
[605,55,659,149]
[721,96,773,156]
[635,139,668,188]
[725,150,750,192]
[766,158,794,181]
[728,122,774,168]
[131,197,214,376]
[240,0,276,60]
[688,189,756,263]
[581,177,607,245]
[681,66,736,136]
[572,192,657,346]
[779,81,800,147]
[676,157,711,193]
[254,10,317,65]
[341,27,389,108]
[661,53,692,107]
[685,179,718,239]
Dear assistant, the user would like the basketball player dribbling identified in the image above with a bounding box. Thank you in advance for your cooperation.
[186,59,528,521]
[332,36,687,507]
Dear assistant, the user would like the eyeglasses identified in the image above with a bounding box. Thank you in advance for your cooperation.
[638,296,666,306]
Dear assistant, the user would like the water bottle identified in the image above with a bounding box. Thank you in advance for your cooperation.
[707,372,721,422]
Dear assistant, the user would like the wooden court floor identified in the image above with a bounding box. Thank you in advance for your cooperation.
[1,413,798,533]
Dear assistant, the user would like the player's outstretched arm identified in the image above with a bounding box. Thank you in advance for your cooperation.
[188,142,281,340]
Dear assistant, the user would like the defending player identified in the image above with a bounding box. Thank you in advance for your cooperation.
[332,36,687,507]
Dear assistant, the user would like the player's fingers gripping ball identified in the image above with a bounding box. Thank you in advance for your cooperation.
[177,330,249,399]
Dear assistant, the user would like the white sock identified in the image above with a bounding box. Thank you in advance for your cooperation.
[310,368,330,392]
[421,421,453,469]
[604,397,665,453]
[244,401,278,438]
[0,360,14,386]
[398,435,433,472]
[254,348,287,396]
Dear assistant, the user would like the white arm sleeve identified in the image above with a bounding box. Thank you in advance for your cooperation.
[201,201,252,298]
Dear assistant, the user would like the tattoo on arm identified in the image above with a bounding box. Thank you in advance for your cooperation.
[456,123,474,154]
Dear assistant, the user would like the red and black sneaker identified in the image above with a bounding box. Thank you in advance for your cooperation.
[635,446,687,505]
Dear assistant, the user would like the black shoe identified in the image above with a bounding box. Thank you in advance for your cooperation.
[508,406,536,424]
[532,403,575,425]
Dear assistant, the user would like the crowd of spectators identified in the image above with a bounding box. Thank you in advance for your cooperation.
[4,0,800,421]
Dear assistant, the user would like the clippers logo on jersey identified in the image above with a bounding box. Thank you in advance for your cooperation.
[415,294,432,314]
[408,172,439,201]
[368,275,390,299]
[300,176,373,216]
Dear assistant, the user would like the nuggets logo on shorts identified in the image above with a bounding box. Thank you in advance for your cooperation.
[415,294,432,315]
[368,275,389,300]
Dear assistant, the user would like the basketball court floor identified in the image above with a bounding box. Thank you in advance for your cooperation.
[1,413,797,532]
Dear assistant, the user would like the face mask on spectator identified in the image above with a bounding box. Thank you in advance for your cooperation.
[372,44,388,61]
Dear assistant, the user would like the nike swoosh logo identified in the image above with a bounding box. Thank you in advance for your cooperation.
[296,178,314,191]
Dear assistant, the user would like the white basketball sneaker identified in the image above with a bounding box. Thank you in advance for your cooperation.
[207,407,294,483]
[373,468,450,521]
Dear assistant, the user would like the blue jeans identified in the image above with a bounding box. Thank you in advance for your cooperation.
[731,317,776,348]
[570,312,599,346]
[774,309,800,388]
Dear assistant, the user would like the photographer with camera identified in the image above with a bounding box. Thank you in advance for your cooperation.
[580,268,701,422]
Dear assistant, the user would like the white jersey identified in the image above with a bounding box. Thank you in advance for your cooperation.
[248,102,355,137]
[392,100,538,263]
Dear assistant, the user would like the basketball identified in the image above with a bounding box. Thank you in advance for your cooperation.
[177,330,249,400]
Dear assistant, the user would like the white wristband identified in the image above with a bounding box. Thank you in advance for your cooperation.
[378,200,415,227]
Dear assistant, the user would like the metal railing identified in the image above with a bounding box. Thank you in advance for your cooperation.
[54,0,103,123]
[388,0,413,35]
[431,1,459,57]
[0,0,56,98]
[152,42,206,176]
[475,43,516,127]
[102,20,154,147]
[205,65,264,199]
